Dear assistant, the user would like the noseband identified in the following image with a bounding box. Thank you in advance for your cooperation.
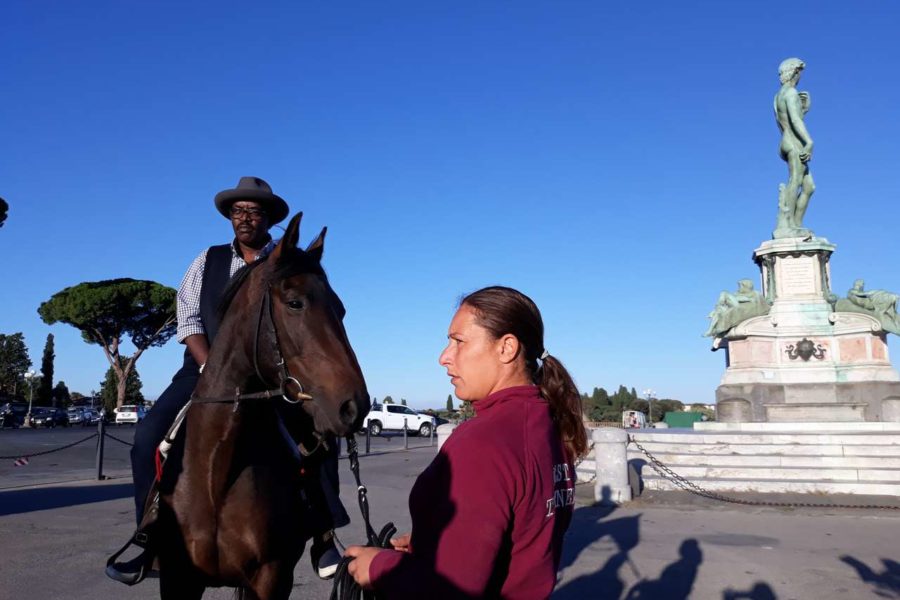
[192,284,314,406]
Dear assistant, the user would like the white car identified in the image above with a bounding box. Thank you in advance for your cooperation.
[362,403,434,437]
[115,404,146,425]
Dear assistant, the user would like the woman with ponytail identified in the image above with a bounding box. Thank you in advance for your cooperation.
[346,286,587,599]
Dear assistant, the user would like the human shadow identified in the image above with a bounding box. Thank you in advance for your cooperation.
[722,581,778,599]
[840,554,900,598]
[623,538,703,600]
[554,485,641,599]
[0,482,133,516]
[629,458,647,496]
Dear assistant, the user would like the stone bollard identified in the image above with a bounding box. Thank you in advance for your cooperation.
[592,428,631,505]
[436,423,457,451]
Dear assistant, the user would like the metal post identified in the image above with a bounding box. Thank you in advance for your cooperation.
[403,418,408,450]
[96,417,106,480]
[365,423,371,455]
[430,420,435,447]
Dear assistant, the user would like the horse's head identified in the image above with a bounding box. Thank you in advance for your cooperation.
[245,212,370,437]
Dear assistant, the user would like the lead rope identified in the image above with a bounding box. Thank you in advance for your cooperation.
[330,434,397,600]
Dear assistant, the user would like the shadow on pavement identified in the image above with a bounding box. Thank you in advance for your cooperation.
[555,486,705,599]
[555,485,638,599]
[840,555,900,598]
[0,482,133,516]
[722,581,778,599]
[623,538,702,600]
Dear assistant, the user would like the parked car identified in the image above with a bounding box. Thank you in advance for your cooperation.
[30,407,70,428]
[114,404,146,425]
[83,408,102,424]
[362,403,435,437]
[67,406,87,425]
[0,402,28,428]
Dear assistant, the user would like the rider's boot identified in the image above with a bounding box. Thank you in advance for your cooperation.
[310,529,342,580]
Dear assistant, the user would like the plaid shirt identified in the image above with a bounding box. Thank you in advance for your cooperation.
[176,238,277,342]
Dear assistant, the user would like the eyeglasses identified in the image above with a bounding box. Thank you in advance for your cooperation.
[230,206,267,220]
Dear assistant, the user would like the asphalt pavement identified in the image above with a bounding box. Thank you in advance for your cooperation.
[2,427,899,599]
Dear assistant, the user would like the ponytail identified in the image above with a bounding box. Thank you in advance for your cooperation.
[537,355,588,460]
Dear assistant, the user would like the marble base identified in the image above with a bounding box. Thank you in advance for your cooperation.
[714,234,900,423]
[716,381,900,423]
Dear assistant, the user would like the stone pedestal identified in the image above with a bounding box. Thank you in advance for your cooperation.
[715,236,900,423]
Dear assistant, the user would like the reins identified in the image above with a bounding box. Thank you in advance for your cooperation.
[331,434,396,600]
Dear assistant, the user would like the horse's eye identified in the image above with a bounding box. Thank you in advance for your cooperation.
[287,300,305,310]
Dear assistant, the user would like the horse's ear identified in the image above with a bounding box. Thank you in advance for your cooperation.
[306,227,327,262]
[272,212,303,260]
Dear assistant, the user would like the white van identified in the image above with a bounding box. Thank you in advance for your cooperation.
[622,410,647,429]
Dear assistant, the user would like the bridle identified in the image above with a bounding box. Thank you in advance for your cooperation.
[190,281,334,455]
[192,283,314,406]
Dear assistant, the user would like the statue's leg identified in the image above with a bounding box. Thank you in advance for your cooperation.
[795,169,815,227]
[784,153,805,228]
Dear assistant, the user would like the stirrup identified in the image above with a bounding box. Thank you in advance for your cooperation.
[105,491,160,586]
[105,534,153,585]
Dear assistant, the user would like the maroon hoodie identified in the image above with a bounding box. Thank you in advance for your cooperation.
[369,385,575,599]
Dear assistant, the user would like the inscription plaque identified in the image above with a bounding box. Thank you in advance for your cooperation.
[779,255,818,296]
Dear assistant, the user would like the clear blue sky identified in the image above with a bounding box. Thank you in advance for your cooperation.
[2,1,899,408]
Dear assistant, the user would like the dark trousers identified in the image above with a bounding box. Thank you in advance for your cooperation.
[130,365,348,533]
[131,366,197,524]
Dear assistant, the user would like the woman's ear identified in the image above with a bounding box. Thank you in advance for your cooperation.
[497,334,522,364]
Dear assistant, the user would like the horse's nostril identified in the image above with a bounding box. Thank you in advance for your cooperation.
[339,399,358,426]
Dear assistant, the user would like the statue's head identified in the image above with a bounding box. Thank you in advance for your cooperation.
[738,279,754,292]
[853,278,865,290]
[778,58,805,84]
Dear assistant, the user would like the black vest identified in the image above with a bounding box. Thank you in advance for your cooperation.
[180,244,234,372]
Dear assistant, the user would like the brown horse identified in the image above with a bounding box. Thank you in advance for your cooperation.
[156,213,369,599]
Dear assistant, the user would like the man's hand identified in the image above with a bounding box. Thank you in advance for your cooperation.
[390,533,412,553]
[344,545,386,589]
[800,142,814,163]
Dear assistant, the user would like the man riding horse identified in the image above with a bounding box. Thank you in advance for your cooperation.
[107,177,348,584]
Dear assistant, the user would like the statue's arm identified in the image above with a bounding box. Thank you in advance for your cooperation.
[786,90,814,156]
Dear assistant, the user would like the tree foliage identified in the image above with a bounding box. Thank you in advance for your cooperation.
[581,385,684,423]
[0,333,31,396]
[0,197,7,228]
[400,398,407,406]
[100,361,144,413]
[53,381,71,406]
[383,395,394,404]
[446,394,454,412]
[458,399,475,421]
[38,278,176,408]
[38,334,55,405]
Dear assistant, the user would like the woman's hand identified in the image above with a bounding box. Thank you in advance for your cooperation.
[344,545,385,588]
[390,533,412,553]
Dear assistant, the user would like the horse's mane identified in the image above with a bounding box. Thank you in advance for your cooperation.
[217,248,329,320]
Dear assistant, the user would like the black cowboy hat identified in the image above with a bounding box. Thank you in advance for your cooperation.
[214,177,289,225]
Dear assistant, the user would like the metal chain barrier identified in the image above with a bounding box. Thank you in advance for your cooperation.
[0,432,99,460]
[103,431,134,447]
[628,435,899,511]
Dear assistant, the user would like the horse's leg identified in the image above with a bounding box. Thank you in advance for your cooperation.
[245,561,294,600]
[157,506,207,600]
[159,562,206,600]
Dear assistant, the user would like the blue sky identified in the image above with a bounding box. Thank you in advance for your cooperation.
[2,1,899,408]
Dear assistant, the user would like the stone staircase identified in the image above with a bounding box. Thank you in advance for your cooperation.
[577,425,900,496]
